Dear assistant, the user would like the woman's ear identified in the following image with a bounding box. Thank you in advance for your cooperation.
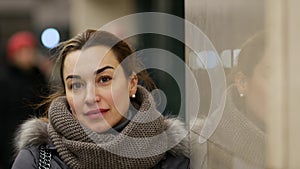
[235,72,248,97]
[129,74,138,96]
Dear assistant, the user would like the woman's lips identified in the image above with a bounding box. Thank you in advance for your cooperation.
[85,109,109,119]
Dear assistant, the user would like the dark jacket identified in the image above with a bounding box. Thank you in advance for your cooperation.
[12,118,190,169]
[0,65,47,168]
[0,67,12,169]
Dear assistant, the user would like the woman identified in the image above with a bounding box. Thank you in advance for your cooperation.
[1,31,48,169]
[228,32,269,131]
[191,33,266,169]
[217,32,267,168]
[12,30,189,169]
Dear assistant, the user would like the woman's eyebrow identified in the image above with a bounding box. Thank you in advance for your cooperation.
[66,75,81,80]
[94,66,114,75]
[65,66,114,80]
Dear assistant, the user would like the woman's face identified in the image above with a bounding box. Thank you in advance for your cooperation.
[239,55,271,126]
[63,46,137,133]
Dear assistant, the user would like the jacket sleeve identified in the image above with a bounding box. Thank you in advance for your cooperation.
[11,148,38,169]
[153,152,190,169]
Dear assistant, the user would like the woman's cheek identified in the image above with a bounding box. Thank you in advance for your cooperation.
[111,88,130,114]
[66,95,77,116]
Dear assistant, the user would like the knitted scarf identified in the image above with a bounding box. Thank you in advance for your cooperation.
[48,87,167,169]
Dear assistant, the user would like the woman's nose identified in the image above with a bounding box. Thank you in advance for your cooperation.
[85,84,100,104]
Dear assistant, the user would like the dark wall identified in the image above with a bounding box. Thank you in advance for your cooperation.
[134,0,185,117]
[0,12,32,65]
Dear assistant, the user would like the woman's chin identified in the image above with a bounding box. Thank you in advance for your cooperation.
[89,124,111,133]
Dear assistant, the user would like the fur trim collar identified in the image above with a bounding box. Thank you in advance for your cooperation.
[14,118,50,154]
[14,117,189,157]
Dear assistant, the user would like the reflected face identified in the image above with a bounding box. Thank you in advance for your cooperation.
[63,46,137,133]
[244,55,270,124]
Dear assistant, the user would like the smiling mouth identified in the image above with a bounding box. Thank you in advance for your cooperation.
[85,109,109,119]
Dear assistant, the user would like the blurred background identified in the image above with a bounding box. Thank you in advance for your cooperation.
[0,0,299,169]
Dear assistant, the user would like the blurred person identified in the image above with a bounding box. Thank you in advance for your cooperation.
[12,29,189,169]
[191,32,267,169]
[0,67,11,169]
[5,31,48,113]
[0,31,48,169]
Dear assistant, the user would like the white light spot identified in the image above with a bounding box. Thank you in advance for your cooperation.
[41,28,60,48]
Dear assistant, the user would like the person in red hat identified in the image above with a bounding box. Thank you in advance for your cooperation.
[6,31,38,70]
[0,31,48,169]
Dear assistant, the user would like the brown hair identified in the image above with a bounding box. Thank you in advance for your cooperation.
[228,32,265,84]
[39,29,156,117]
[228,32,265,111]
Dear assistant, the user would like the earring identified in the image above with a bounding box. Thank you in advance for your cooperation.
[131,94,136,98]
[240,93,244,97]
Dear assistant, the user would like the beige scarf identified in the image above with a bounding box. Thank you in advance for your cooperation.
[48,87,167,169]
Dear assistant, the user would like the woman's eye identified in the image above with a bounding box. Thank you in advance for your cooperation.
[98,76,112,84]
[70,82,83,90]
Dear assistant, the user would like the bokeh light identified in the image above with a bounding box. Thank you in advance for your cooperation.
[41,28,60,48]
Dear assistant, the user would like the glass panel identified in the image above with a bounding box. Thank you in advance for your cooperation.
[185,0,266,168]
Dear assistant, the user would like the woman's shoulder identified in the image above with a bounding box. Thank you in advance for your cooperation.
[12,117,50,169]
[12,146,39,169]
[164,117,190,156]
[14,117,50,153]
[154,152,190,169]
[12,145,69,169]
[159,117,190,169]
